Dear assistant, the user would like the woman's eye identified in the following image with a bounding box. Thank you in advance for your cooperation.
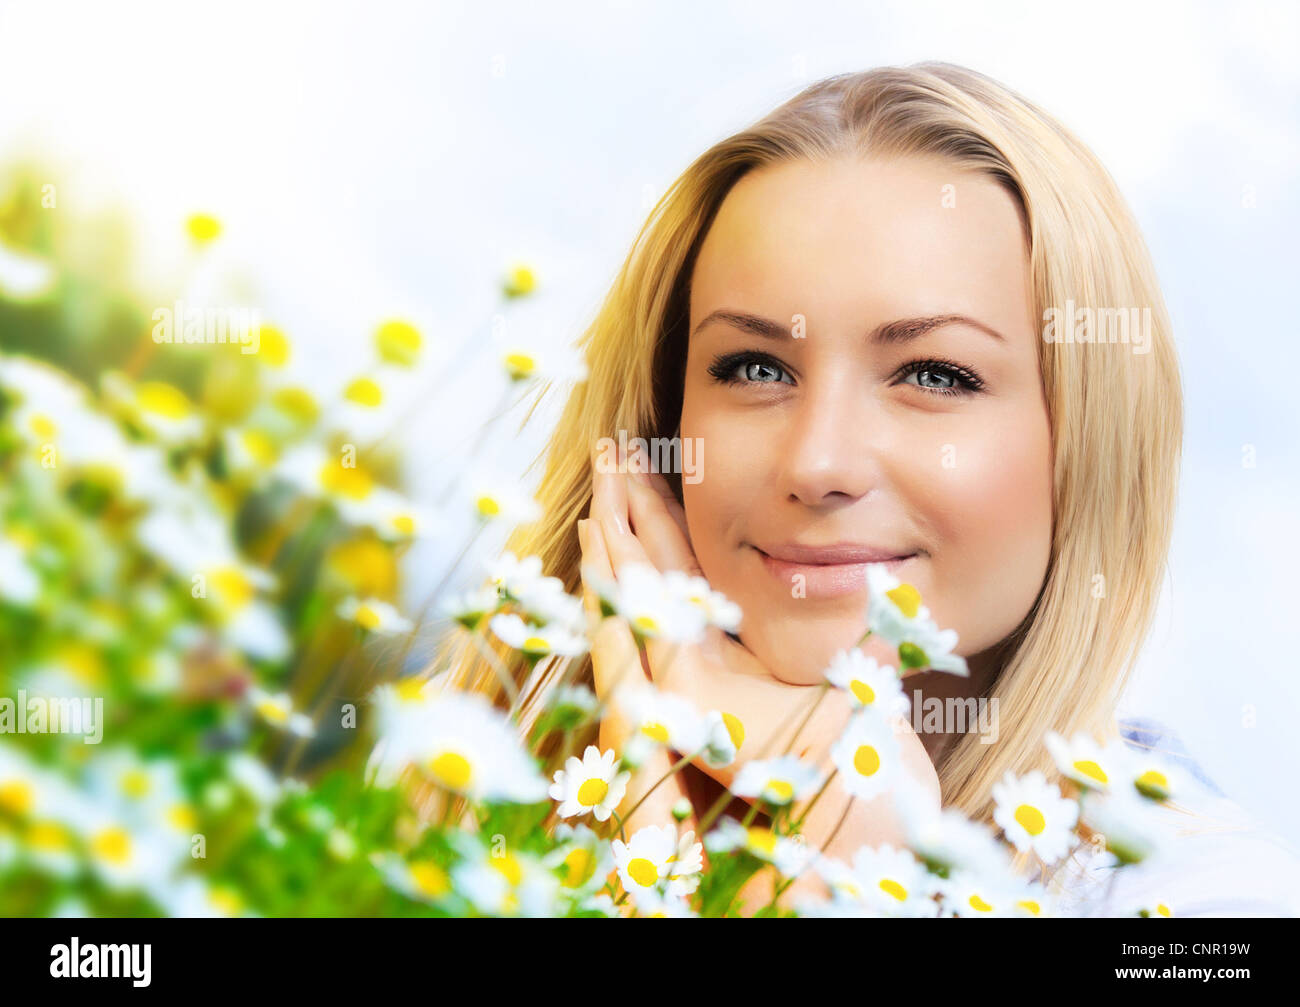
[897,360,984,396]
[707,352,795,386]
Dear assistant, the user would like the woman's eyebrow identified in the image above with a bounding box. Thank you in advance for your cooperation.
[692,309,1006,345]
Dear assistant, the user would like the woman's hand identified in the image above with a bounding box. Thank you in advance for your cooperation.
[582,444,942,864]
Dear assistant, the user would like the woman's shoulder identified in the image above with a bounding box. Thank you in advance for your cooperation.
[1047,715,1300,917]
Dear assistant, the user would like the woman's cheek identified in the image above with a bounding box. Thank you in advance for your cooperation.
[922,421,1052,651]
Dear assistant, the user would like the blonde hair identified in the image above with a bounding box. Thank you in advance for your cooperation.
[440,61,1183,828]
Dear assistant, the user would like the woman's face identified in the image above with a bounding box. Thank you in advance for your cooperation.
[679,154,1053,685]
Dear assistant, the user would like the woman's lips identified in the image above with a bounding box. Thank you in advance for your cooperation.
[751,544,917,599]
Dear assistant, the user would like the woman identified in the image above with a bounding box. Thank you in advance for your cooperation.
[443,62,1297,915]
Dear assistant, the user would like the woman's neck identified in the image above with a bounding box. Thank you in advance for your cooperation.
[904,642,1006,766]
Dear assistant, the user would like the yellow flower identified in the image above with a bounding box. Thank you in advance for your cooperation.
[502,263,536,298]
[376,320,422,367]
[186,213,222,243]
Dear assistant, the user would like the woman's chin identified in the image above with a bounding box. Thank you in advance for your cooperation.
[739,619,867,685]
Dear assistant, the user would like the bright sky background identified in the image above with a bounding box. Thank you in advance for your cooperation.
[2,0,1297,843]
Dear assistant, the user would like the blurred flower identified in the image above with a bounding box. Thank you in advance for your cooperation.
[337,597,414,635]
[502,263,536,299]
[991,769,1079,864]
[489,612,587,661]
[823,649,908,717]
[896,787,1010,877]
[367,686,547,803]
[614,683,710,763]
[450,832,559,917]
[816,844,939,918]
[595,562,708,644]
[464,472,542,526]
[186,213,222,244]
[0,533,39,606]
[245,686,315,737]
[702,710,742,768]
[439,585,502,631]
[731,755,820,807]
[548,745,629,822]
[864,564,968,676]
[545,822,614,897]
[1045,730,1125,793]
[830,709,902,801]
[374,319,422,367]
[704,818,812,877]
[664,570,742,633]
[1078,786,1167,865]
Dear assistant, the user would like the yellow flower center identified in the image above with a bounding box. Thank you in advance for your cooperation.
[255,699,289,724]
[136,381,192,419]
[1017,899,1042,916]
[745,828,777,858]
[91,827,132,864]
[27,821,71,851]
[410,860,450,898]
[120,769,151,799]
[854,744,882,778]
[271,386,319,423]
[1136,769,1169,796]
[210,888,244,916]
[0,781,35,816]
[968,893,993,913]
[376,320,422,367]
[475,495,501,517]
[241,429,278,466]
[1014,804,1046,836]
[722,712,745,749]
[503,352,537,380]
[640,722,670,744]
[765,779,794,803]
[186,213,222,243]
[492,853,523,887]
[256,326,290,367]
[1073,759,1108,786]
[354,604,383,631]
[210,566,255,610]
[632,614,659,635]
[850,680,877,705]
[344,377,383,408]
[885,583,922,619]
[320,461,374,501]
[879,878,908,902]
[576,778,609,807]
[626,857,659,887]
[429,751,473,791]
[1155,903,1173,917]
[168,804,198,831]
[562,848,595,888]
[391,514,416,536]
[521,635,549,654]
[29,413,57,441]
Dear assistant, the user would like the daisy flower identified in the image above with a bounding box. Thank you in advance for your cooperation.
[549,746,630,822]
[830,710,902,801]
[845,844,941,917]
[485,551,545,601]
[703,710,744,768]
[896,787,1011,877]
[245,686,315,737]
[489,612,588,662]
[663,570,743,633]
[337,597,414,635]
[730,754,820,807]
[464,472,542,526]
[611,824,698,911]
[1045,730,1126,792]
[545,823,614,896]
[937,869,1023,918]
[615,683,710,763]
[439,584,502,630]
[864,564,968,676]
[704,818,812,877]
[991,769,1079,864]
[603,563,708,644]
[823,648,909,717]
[1078,785,1167,865]
[450,833,560,918]
[366,688,548,803]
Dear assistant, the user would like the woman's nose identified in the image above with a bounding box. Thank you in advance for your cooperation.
[777,373,882,508]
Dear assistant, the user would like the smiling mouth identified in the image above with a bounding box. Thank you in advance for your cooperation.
[750,544,919,599]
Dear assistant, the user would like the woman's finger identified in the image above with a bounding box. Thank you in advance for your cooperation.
[578,518,648,704]
[646,470,691,544]
[626,469,702,575]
